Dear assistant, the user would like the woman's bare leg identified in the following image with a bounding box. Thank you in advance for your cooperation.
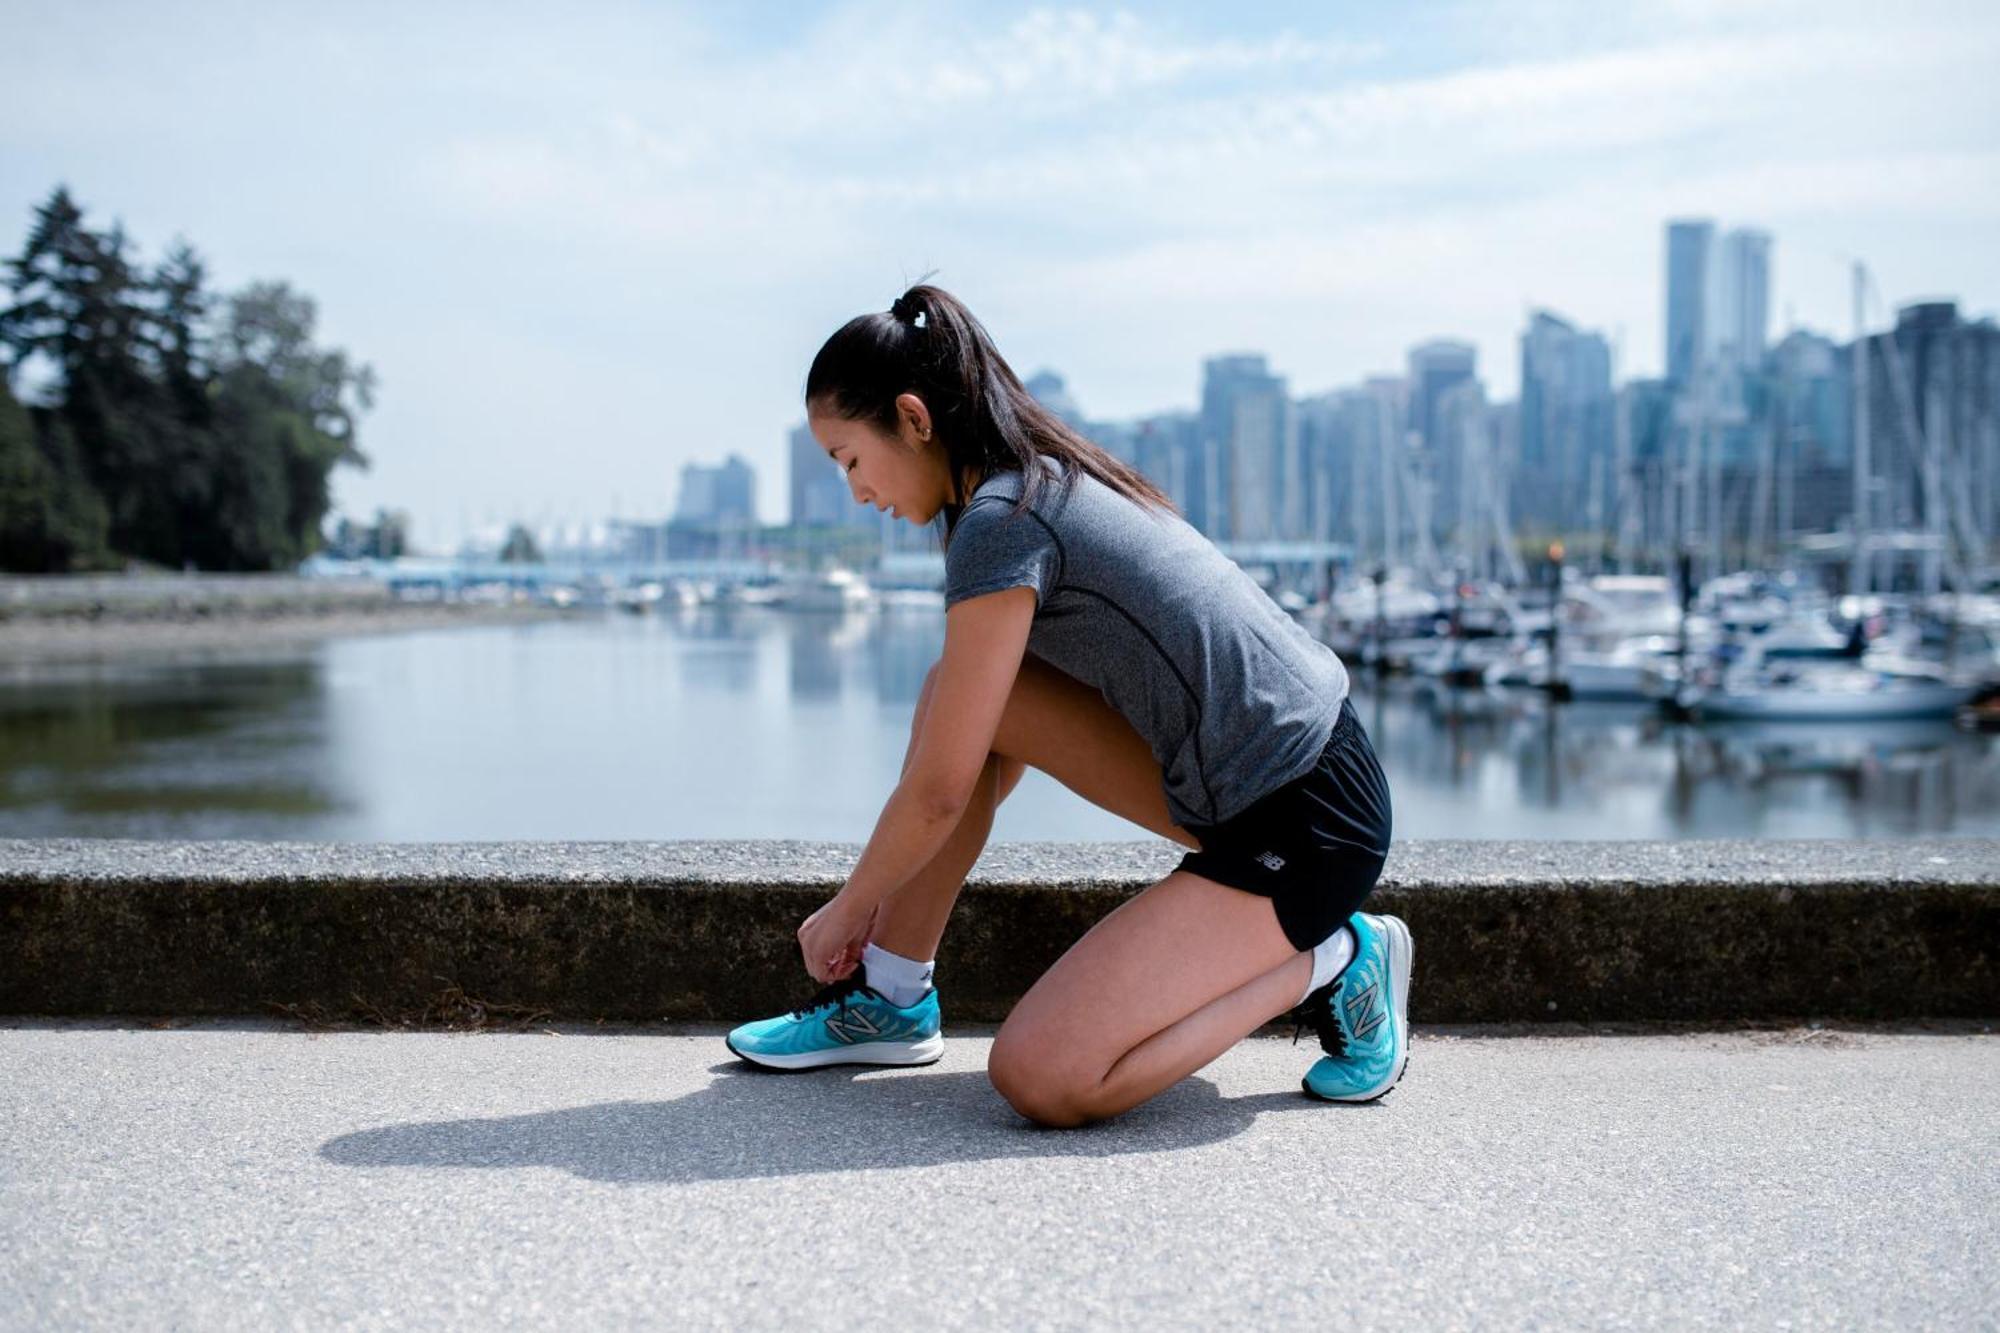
[866,749,1019,961]
[988,871,1314,1127]
[868,654,1199,962]
[864,655,1322,1128]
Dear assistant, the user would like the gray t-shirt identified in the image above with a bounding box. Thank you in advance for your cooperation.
[942,454,1350,830]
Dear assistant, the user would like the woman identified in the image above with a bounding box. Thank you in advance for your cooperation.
[725,283,1406,1128]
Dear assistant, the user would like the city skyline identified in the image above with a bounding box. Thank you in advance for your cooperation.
[638,219,1994,600]
[5,0,1996,549]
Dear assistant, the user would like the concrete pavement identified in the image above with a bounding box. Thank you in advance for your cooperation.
[2,1020,1995,1330]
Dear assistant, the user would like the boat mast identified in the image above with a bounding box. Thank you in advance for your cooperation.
[1850,260,1871,598]
[1777,331,1796,570]
[1377,387,1400,574]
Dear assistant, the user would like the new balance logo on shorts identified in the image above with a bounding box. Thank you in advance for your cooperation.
[1254,850,1286,871]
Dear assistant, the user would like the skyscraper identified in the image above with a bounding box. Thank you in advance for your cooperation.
[1666,218,1772,385]
[789,422,870,528]
[1023,370,1084,431]
[1517,310,1613,534]
[1406,340,1477,454]
[1199,353,1292,541]
[1665,219,1714,388]
[1130,411,1200,518]
[676,454,757,525]
[1714,228,1772,373]
[1406,340,1478,543]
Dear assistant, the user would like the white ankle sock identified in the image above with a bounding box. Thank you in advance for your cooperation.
[1298,925,1357,1006]
[861,942,935,1008]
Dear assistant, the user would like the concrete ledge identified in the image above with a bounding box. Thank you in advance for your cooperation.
[2,839,1995,1023]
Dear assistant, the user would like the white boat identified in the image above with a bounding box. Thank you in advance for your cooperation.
[1564,575,1683,639]
[1753,610,1853,660]
[1686,638,1972,720]
[775,566,873,613]
[1487,576,1702,700]
[711,580,783,608]
[612,581,667,614]
[874,587,946,611]
[1407,634,1513,683]
[1323,575,1443,636]
[1567,636,1686,701]
[1488,635,1684,701]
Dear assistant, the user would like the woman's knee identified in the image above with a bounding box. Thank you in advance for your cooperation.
[988,1031,1095,1129]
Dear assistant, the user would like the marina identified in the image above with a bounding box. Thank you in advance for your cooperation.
[1,597,1994,844]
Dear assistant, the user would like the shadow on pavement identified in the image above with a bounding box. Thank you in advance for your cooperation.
[319,1062,1376,1182]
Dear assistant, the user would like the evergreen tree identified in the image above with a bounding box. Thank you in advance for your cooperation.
[0,186,375,573]
[0,374,110,571]
[499,524,542,563]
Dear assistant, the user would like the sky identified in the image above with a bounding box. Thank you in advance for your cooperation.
[4,0,1997,552]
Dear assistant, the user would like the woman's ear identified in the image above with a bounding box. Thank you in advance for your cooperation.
[897,392,931,442]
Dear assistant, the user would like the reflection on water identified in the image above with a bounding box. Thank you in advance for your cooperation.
[1,608,1995,842]
[1375,683,1996,839]
[0,661,349,836]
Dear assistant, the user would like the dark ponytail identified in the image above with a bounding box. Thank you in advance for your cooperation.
[804,278,1179,544]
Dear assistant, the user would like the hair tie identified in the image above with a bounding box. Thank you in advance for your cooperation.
[890,294,920,324]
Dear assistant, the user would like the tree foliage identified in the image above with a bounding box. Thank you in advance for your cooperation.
[499,524,542,564]
[0,186,375,571]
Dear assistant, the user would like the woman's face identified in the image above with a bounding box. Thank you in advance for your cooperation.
[807,394,956,524]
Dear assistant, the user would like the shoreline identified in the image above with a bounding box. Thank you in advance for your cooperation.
[0,600,570,665]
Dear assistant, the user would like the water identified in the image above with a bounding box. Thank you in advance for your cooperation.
[2,608,1996,842]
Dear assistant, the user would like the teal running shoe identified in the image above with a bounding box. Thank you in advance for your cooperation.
[725,965,944,1071]
[1293,913,1412,1102]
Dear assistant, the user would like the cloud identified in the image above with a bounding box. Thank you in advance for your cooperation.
[8,0,1992,544]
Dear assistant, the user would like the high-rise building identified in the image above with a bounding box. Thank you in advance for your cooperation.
[1769,329,1851,539]
[1715,229,1772,374]
[1338,377,1410,567]
[1618,378,1676,556]
[789,422,871,528]
[1854,301,2000,580]
[676,454,757,525]
[1023,370,1084,432]
[1517,310,1614,534]
[1199,354,1292,541]
[1130,410,1199,518]
[1293,392,1348,546]
[1406,340,1477,454]
[1406,340,1479,543]
[1433,377,1498,566]
[1665,219,1714,388]
[1666,218,1772,386]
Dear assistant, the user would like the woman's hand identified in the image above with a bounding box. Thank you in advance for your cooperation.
[797,887,879,985]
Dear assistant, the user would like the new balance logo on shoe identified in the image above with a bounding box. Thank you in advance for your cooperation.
[1344,979,1384,1039]
[1254,850,1286,871]
[823,1008,883,1044]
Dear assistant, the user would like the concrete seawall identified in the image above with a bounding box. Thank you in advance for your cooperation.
[2,839,1995,1024]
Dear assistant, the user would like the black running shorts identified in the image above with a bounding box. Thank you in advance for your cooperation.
[1173,698,1393,953]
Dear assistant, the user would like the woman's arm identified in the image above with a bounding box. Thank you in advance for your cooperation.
[798,586,1036,980]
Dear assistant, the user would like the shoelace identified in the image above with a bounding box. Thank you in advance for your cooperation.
[1288,984,1349,1060]
[789,972,871,1021]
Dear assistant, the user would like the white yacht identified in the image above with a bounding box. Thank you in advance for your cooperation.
[1684,629,1971,722]
[1488,575,1701,701]
[776,566,874,613]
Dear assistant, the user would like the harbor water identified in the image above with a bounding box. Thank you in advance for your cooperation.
[2,605,1996,843]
